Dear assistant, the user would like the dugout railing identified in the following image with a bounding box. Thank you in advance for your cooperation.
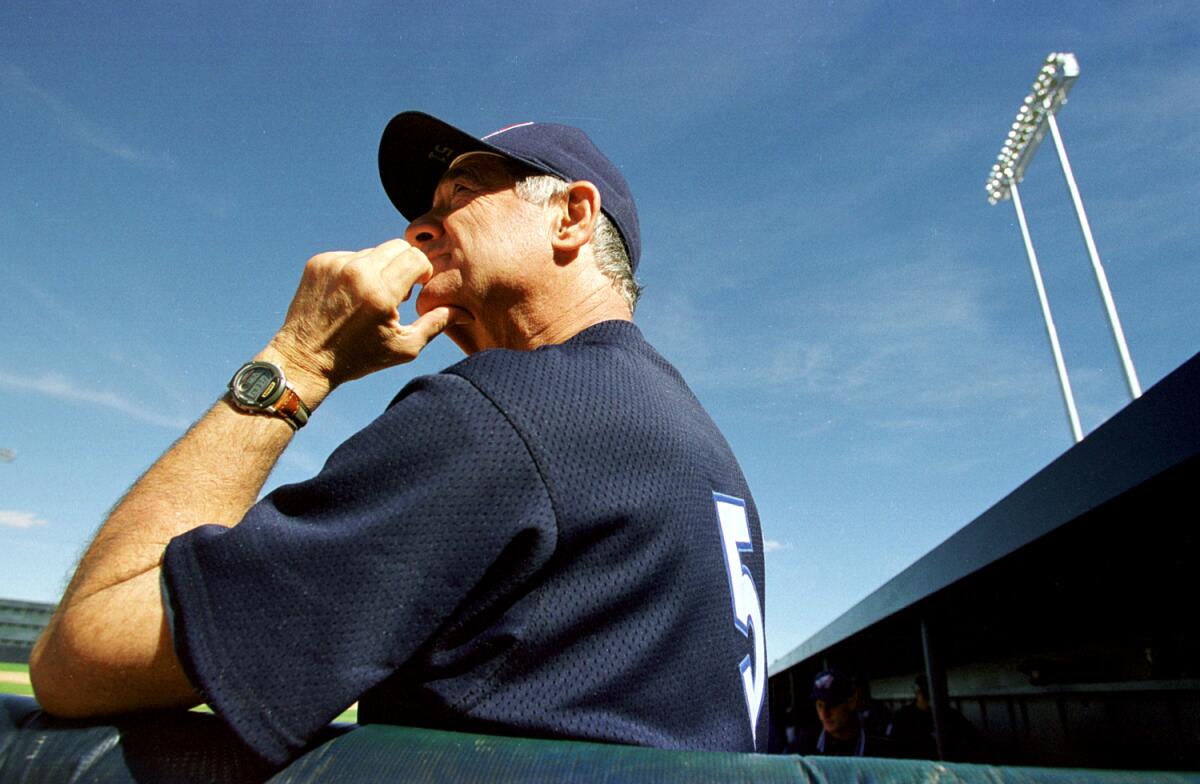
[3,694,1198,783]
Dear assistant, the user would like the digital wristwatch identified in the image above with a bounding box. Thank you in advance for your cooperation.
[227,361,310,431]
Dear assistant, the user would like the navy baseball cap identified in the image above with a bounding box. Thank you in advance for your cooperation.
[378,111,641,271]
[810,669,854,704]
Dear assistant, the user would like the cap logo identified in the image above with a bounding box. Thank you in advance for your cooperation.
[815,673,835,689]
[481,121,535,140]
[428,143,455,164]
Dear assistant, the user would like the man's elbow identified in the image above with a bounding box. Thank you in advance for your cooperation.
[28,627,89,717]
[29,608,202,718]
[30,616,128,717]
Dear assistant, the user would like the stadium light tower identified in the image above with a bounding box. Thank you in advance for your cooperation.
[986,52,1142,444]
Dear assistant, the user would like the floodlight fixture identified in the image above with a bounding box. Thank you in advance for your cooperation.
[986,53,1079,205]
[985,52,1142,444]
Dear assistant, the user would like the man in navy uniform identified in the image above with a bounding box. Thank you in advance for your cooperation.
[31,112,768,766]
[802,669,899,757]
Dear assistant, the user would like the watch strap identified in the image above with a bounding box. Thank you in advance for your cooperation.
[272,386,311,431]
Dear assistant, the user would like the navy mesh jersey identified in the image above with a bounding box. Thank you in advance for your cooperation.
[163,320,767,765]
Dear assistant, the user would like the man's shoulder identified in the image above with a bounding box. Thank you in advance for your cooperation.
[382,366,492,416]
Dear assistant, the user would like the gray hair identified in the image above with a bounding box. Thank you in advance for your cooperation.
[514,173,642,312]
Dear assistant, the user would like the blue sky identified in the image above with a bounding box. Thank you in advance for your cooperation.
[1,2,1197,666]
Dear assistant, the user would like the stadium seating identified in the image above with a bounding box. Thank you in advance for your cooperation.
[3,694,1198,783]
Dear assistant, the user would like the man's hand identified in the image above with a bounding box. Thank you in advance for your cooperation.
[29,238,470,719]
[264,239,471,406]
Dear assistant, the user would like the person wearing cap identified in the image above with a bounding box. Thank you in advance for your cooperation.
[801,669,899,757]
[31,112,767,766]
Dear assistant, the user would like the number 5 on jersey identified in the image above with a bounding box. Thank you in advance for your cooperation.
[713,492,766,745]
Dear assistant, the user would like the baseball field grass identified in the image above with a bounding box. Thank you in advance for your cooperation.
[0,662,33,696]
[0,661,358,723]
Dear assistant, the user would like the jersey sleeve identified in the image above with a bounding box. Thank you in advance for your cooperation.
[161,372,556,766]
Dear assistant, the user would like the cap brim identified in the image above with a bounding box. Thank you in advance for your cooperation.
[378,111,494,221]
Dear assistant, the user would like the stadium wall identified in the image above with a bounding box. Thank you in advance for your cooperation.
[0,598,55,664]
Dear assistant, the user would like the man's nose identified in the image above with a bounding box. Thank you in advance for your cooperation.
[404,213,442,247]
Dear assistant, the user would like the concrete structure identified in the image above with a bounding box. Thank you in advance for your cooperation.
[768,351,1200,770]
[0,599,54,664]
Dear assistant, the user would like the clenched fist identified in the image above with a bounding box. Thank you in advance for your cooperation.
[259,239,471,408]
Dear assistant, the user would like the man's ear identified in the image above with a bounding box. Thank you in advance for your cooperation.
[551,181,601,254]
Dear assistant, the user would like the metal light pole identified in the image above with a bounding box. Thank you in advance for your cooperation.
[1009,180,1084,442]
[985,52,1141,444]
[1045,112,1142,399]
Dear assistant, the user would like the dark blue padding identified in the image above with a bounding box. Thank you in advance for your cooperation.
[0,694,280,782]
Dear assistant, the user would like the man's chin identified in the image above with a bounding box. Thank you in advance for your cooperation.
[444,322,479,355]
[417,297,473,328]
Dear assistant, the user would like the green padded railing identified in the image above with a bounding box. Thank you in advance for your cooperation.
[3,695,1198,783]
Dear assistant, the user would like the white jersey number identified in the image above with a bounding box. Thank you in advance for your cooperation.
[713,492,766,745]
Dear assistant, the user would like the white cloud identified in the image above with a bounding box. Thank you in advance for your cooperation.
[0,510,48,529]
[0,370,190,430]
[764,539,790,553]
[0,60,176,170]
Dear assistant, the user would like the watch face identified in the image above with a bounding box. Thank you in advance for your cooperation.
[231,362,285,409]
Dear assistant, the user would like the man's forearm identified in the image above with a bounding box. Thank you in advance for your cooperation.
[63,398,295,604]
[30,375,304,716]
[30,239,462,717]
